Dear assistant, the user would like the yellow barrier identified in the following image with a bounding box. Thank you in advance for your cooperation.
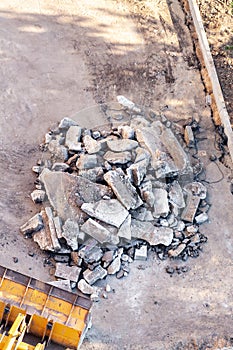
[0,266,92,349]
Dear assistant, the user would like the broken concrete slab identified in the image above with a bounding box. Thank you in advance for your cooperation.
[168,243,186,257]
[152,227,174,246]
[81,199,128,228]
[31,189,46,203]
[20,213,44,236]
[184,125,195,147]
[78,279,97,295]
[84,246,103,263]
[58,117,78,129]
[44,207,61,251]
[103,151,132,165]
[78,167,104,182]
[39,169,111,220]
[169,181,185,208]
[136,121,190,177]
[104,168,143,210]
[55,263,81,282]
[83,265,107,285]
[134,245,147,260]
[126,159,149,186]
[139,180,155,207]
[83,134,101,154]
[62,219,81,250]
[107,139,138,152]
[76,154,98,170]
[48,140,68,161]
[117,214,131,241]
[53,216,63,239]
[49,279,72,292]
[181,194,200,222]
[131,219,155,245]
[81,219,111,244]
[65,125,82,151]
[153,188,169,217]
[33,228,54,251]
[107,255,121,275]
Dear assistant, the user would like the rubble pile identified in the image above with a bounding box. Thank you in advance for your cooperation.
[20,96,209,297]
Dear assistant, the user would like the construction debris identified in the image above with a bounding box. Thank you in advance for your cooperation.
[21,97,209,294]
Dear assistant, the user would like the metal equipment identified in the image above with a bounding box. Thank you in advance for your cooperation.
[0,266,92,350]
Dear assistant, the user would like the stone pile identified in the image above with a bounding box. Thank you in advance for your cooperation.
[20,96,209,297]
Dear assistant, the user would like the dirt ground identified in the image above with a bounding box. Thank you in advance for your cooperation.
[0,0,232,349]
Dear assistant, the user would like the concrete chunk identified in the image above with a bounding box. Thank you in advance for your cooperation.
[153,188,169,217]
[59,117,78,129]
[107,139,138,152]
[62,219,81,250]
[104,151,132,164]
[136,121,189,177]
[184,126,195,147]
[20,213,44,236]
[83,135,101,154]
[104,168,143,210]
[168,243,186,257]
[107,255,121,275]
[53,216,63,239]
[152,226,174,246]
[78,167,104,182]
[83,265,107,285]
[134,245,147,261]
[33,228,54,251]
[76,154,98,169]
[52,163,70,172]
[118,125,135,139]
[49,280,72,292]
[181,194,200,222]
[55,263,81,282]
[31,189,46,203]
[81,199,128,228]
[117,214,131,241]
[183,182,207,199]
[169,181,185,208]
[65,125,82,151]
[195,212,208,224]
[78,279,97,295]
[139,180,155,207]
[44,207,61,251]
[48,140,68,161]
[81,219,111,244]
[126,159,149,186]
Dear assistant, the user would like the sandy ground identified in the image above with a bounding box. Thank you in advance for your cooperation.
[0,0,232,349]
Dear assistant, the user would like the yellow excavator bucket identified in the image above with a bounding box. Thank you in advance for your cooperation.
[0,266,92,349]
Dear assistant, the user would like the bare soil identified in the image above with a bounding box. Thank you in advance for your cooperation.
[0,1,232,349]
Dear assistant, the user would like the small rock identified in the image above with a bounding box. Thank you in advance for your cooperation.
[105,284,112,293]
[166,266,174,275]
[30,189,46,203]
[52,163,70,172]
[107,255,121,275]
[20,213,44,236]
[76,154,98,170]
[107,139,138,152]
[168,243,186,258]
[13,257,18,263]
[116,269,125,279]
[195,213,208,224]
[83,135,101,154]
[184,126,195,147]
[103,151,132,164]
[65,125,82,151]
[134,245,147,261]
[78,279,97,295]
[58,117,78,129]
[83,265,107,285]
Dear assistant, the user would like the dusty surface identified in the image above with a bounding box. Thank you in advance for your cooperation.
[0,0,232,349]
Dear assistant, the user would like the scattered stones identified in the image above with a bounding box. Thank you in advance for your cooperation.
[22,97,209,294]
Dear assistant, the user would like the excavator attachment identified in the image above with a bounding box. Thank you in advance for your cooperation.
[0,266,92,349]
